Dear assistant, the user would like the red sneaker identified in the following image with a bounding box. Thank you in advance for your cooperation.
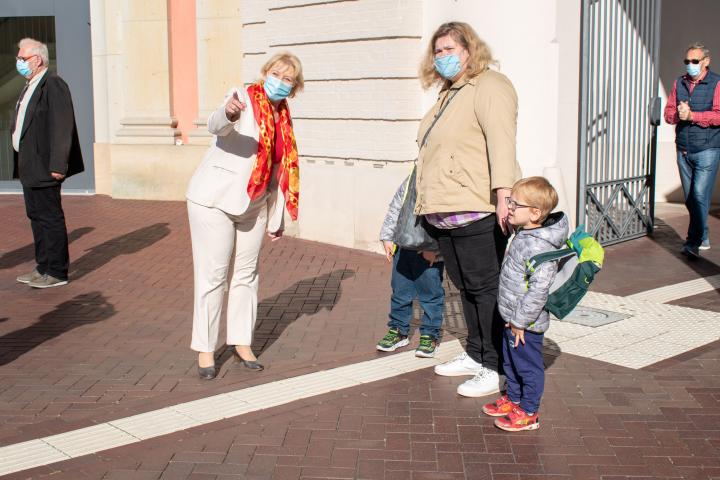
[494,406,539,432]
[482,395,515,417]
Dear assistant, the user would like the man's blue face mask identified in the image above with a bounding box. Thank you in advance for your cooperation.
[686,63,702,78]
[16,59,32,78]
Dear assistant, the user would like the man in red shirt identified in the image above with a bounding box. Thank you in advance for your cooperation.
[665,42,720,258]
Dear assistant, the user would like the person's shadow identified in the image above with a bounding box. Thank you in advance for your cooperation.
[650,216,720,278]
[0,227,94,270]
[69,223,171,281]
[0,292,116,367]
[217,269,356,367]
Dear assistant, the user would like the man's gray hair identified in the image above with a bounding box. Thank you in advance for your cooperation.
[18,38,49,66]
[687,42,711,59]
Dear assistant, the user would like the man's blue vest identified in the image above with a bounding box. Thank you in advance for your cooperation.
[675,70,720,153]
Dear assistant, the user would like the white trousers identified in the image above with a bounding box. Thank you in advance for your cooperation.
[187,198,268,352]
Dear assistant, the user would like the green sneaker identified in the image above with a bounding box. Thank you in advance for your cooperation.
[415,335,438,358]
[376,328,409,352]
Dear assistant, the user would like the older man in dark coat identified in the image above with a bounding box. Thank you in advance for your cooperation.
[12,37,84,288]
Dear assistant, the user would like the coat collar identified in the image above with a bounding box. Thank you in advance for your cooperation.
[20,69,49,140]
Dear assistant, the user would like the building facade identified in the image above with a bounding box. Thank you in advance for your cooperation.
[2,0,719,251]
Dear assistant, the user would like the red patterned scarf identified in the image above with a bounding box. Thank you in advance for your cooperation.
[246,81,299,220]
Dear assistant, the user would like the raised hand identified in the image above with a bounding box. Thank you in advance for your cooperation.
[225,91,247,122]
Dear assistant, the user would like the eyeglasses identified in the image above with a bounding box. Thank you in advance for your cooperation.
[684,57,705,65]
[16,55,36,62]
[505,197,535,211]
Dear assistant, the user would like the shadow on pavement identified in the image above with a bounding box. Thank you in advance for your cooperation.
[70,223,170,281]
[0,292,116,367]
[218,268,356,367]
[0,227,94,270]
[650,217,720,281]
[543,337,560,369]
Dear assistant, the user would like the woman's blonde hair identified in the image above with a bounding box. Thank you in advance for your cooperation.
[419,22,497,90]
[260,51,304,97]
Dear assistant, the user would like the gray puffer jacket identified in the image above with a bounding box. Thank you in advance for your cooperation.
[498,212,569,333]
[379,176,408,242]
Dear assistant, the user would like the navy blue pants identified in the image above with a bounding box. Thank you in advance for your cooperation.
[387,248,445,339]
[503,328,545,414]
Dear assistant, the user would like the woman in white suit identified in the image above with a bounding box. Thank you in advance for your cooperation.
[186,52,303,379]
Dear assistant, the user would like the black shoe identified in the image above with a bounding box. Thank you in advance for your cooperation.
[682,244,700,259]
[232,347,264,371]
[197,365,217,380]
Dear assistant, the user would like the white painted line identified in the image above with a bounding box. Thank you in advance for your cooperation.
[0,339,464,476]
[546,291,720,369]
[627,274,720,303]
[44,424,137,458]
[0,440,69,476]
[109,408,203,440]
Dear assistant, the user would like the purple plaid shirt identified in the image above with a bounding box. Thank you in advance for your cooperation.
[424,211,492,229]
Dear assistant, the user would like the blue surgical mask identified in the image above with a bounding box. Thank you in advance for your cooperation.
[16,59,32,78]
[434,54,463,80]
[264,75,292,102]
[686,63,702,78]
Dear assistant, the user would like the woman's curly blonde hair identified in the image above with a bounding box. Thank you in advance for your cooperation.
[419,22,497,90]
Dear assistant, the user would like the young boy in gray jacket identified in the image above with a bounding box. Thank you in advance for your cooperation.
[482,177,568,431]
[376,175,445,358]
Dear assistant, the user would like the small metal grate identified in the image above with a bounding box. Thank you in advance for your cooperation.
[553,305,630,327]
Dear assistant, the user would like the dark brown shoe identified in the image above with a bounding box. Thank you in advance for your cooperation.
[232,348,264,371]
[197,365,217,380]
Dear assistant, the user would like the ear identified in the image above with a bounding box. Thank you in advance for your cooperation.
[529,207,543,223]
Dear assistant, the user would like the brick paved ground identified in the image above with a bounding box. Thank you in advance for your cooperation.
[1,196,719,479]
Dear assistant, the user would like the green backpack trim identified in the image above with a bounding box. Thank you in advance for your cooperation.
[525,226,604,319]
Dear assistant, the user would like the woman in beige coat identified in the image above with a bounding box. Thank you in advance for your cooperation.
[186,52,303,379]
[415,22,522,397]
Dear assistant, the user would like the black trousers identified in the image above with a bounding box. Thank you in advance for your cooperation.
[425,215,508,373]
[22,185,69,280]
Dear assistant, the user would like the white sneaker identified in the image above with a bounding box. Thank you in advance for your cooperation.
[433,352,483,377]
[456,367,506,397]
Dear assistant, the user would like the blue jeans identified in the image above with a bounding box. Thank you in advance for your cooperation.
[503,328,545,414]
[677,148,720,247]
[388,248,445,339]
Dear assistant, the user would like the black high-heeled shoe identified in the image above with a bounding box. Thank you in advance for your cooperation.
[232,347,264,371]
[197,364,217,380]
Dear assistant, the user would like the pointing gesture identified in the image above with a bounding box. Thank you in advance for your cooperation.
[225,90,246,122]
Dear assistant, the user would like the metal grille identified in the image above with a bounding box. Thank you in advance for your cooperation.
[578,0,662,245]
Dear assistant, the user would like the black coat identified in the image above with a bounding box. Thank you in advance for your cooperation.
[12,71,84,188]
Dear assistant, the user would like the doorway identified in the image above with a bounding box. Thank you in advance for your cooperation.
[0,0,93,193]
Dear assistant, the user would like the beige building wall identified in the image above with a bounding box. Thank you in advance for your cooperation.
[424,0,581,227]
[90,0,587,252]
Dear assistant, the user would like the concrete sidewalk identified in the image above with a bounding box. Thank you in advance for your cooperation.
[0,195,718,479]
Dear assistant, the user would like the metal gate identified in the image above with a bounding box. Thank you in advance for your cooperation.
[577,0,662,245]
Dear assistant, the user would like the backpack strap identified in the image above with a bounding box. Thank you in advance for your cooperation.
[525,248,575,276]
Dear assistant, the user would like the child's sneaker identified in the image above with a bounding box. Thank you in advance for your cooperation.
[482,395,516,417]
[494,407,539,432]
[415,335,438,358]
[376,328,409,352]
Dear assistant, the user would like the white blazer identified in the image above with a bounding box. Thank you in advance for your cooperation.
[186,87,286,232]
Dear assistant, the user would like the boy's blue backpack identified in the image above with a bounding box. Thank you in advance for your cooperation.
[524,226,605,319]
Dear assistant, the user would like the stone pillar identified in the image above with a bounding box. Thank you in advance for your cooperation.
[115,0,179,144]
[187,0,247,145]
